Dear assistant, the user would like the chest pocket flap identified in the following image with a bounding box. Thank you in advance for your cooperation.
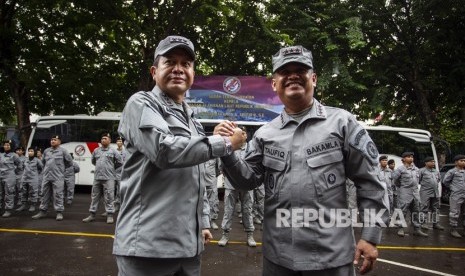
[306,150,343,168]
[263,157,286,171]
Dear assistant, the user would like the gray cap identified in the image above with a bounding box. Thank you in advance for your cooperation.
[401,151,414,158]
[272,45,313,73]
[154,35,195,61]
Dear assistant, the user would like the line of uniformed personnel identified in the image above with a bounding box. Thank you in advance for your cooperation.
[378,152,465,239]
[0,134,127,223]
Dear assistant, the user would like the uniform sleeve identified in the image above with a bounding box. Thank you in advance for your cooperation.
[74,162,80,173]
[119,98,227,169]
[14,155,24,172]
[418,169,424,185]
[392,167,402,187]
[201,187,211,229]
[37,159,44,173]
[442,169,454,187]
[221,136,265,191]
[63,149,73,169]
[345,119,390,245]
[113,149,124,169]
[91,150,96,166]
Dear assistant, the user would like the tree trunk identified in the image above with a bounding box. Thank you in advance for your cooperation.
[11,80,31,148]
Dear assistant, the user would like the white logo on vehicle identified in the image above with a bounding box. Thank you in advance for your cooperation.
[75,145,86,156]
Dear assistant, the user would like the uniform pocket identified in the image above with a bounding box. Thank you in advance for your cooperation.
[306,151,345,200]
[263,157,286,200]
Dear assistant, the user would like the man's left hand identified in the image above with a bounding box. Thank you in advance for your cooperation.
[353,239,378,274]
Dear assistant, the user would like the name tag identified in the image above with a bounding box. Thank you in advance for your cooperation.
[305,139,341,157]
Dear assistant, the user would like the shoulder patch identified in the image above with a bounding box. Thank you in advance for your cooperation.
[349,125,379,164]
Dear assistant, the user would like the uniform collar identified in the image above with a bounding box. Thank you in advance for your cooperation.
[279,98,326,129]
[151,86,194,119]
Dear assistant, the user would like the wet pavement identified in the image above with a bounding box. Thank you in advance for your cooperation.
[1,187,465,276]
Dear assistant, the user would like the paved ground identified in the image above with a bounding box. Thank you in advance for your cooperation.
[1,187,465,276]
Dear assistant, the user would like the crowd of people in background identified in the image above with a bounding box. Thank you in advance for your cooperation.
[0,135,266,233]
[377,152,465,239]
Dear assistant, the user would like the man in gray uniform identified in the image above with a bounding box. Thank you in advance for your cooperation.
[204,157,220,230]
[113,136,126,212]
[379,155,394,215]
[1,140,23,217]
[442,154,465,238]
[392,152,428,237]
[14,146,26,207]
[82,133,122,224]
[32,135,72,221]
[64,153,80,205]
[113,35,243,276]
[418,156,444,231]
[215,45,389,275]
[218,127,256,247]
[16,147,43,212]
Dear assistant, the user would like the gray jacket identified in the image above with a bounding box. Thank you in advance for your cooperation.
[221,100,388,271]
[418,167,440,198]
[92,147,122,180]
[42,146,73,182]
[392,164,420,202]
[113,86,228,258]
[21,157,43,183]
[0,152,23,182]
[443,168,465,196]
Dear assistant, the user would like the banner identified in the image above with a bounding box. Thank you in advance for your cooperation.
[187,76,284,122]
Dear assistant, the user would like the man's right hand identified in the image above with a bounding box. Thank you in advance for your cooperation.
[229,127,246,151]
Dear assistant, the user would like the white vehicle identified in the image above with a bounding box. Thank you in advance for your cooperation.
[27,112,122,186]
[27,114,439,192]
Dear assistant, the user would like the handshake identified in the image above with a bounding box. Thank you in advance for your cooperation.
[213,120,247,152]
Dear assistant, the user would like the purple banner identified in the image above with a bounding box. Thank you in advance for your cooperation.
[187,76,284,122]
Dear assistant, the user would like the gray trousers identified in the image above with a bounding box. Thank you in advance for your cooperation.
[253,184,264,221]
[116,255,201,276]
[64,176,75,202]
[263,258,355,276]
[398,197,421,229]
[20,181,39,204]
[206,184,219,220]
[420,196,440,224]
[89,179,115,214]
[449,193,465,227]
[221,188,254,232]
[0,177,16,210]
[39,179,65,212]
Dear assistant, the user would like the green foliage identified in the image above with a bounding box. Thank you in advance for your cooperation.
[0,0,463,150]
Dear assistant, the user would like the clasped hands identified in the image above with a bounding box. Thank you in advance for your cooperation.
[213,120,246,151]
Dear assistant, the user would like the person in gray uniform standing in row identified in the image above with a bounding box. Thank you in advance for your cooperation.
[82,133,122,224]
[32,135,72,221]
[379,155,394,215]
[215,45,389,275]
[113,35,242,276]
[64,153,80,206]
[218,126,256,247]
[0,140,23,218]
[418,156,444,231]
[16,148,43,212]
[14,146,26,207]
[204,157,220,230]
[113,136,126,212]
[392,152,428,237]
[442,154,465,238]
